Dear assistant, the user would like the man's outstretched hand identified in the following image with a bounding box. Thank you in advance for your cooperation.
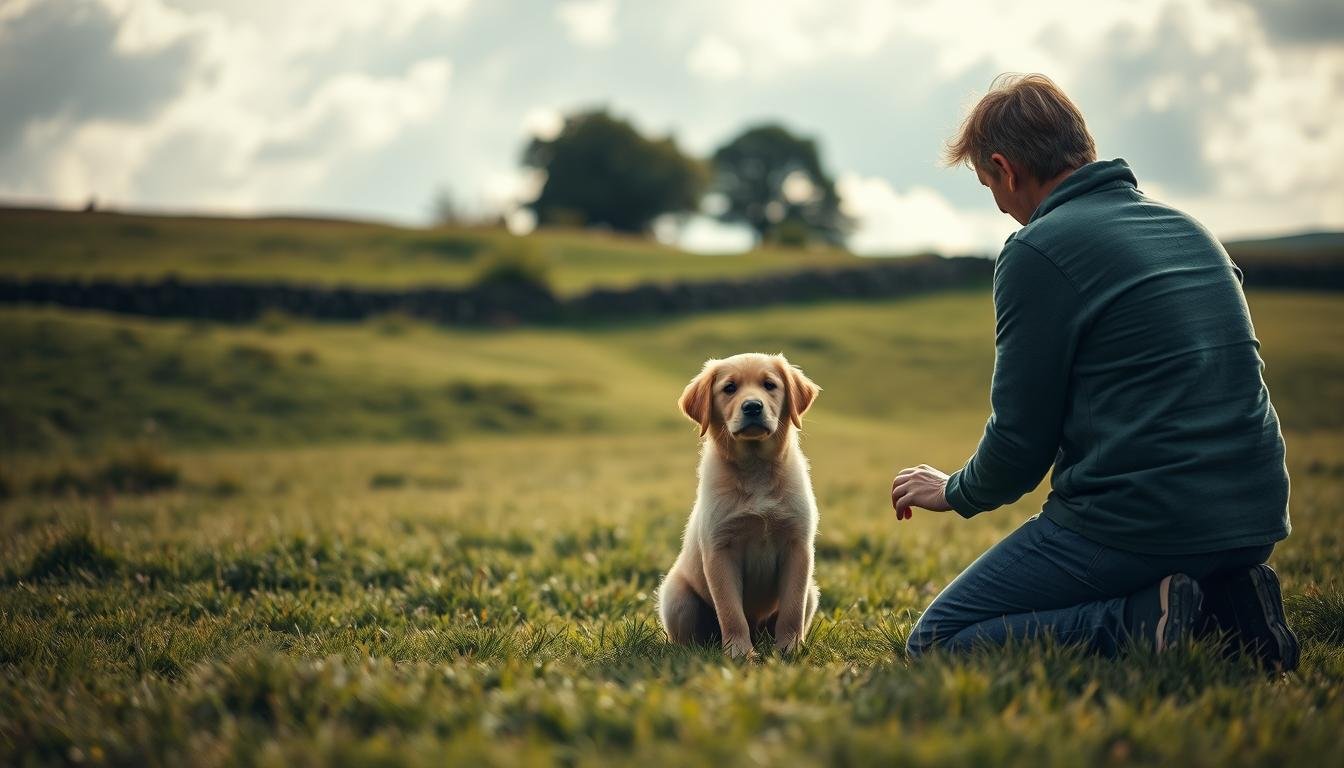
[891,464,953,520]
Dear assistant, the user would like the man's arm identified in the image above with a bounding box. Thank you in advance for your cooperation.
[944,240,1081,517]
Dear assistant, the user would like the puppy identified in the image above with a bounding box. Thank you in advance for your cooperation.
[657,353,822,659]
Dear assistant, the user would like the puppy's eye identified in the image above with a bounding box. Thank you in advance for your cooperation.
[723,382,737,394]
[763,380,777,391]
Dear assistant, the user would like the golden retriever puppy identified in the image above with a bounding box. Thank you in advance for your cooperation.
[657,352,822,659]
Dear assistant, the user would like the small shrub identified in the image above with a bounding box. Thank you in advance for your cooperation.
[117,222,159,239]
[28,465,89,495]
[773,219,811,248]
[474,239,551,291]
[258,308,291,335]
[370,472,409,490]
[95,443,181,493]
[374,312,416,336]
[29,443,180,496]
[401,414,448,441]
[228,343,281,369]
[23,529,121,582]
[208,474,244,497]
[113,327,143,348]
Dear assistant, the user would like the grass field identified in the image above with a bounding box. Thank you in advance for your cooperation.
[3,285,1344,765]
[0,208,868,295]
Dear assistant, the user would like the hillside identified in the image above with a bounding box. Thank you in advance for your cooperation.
[4,291,1340,456]
[0,206,869,296]
[4,206,1339,300]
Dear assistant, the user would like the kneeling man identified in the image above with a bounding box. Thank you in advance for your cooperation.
[892,74,1296,670]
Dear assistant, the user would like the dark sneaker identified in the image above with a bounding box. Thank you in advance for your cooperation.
[1200,564,1299,672]
[1126,574,1204,653]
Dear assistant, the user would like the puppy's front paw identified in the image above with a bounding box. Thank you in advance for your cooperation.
[723,636,756,661]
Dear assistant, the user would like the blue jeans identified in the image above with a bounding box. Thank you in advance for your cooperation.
[906,514,1274,658]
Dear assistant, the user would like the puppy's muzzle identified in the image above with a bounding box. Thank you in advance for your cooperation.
[733,399,772,437]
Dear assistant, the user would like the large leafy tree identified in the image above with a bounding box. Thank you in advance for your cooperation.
[522,110,707,233]
[711,124,850,247]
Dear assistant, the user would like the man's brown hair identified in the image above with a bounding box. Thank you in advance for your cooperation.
[945,73,1097,182]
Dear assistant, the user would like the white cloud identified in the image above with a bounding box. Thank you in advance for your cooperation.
[556,0,618,49]
[0,0,469,213]
[686,35,744,80]
[522,107,564,141]
[1209,45,1344,198]
[673,0,902,78]
[261,58,453,157]
[1,0,1340,242]
[655,214,756,254]
[482,168,545,212]
[838,173,1016,255]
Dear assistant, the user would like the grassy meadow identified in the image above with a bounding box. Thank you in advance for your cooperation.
[2,218,1344,765]
[0,208,867,295]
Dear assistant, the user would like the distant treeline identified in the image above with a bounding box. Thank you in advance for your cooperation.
[1,254,1340,326]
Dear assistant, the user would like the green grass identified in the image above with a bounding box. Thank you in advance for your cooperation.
[2,291,1343,765]
[0,289,1002,454]
[0,208,867,296]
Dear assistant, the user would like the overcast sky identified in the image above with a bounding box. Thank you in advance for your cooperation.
[1,0,1341,254]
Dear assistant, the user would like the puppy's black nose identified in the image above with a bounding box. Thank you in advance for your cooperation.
[742,399,764,416]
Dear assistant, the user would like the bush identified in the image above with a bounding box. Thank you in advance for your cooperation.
[22,529,121,582]
[474,240,551,292]
[208,474,244,497]
[258,308,291,335]
[95,443,181,493]
[369,472,409,490]
[374,312,416,336]
[29,443,181,496]
[773,219,811,249]
[228,343,281,369]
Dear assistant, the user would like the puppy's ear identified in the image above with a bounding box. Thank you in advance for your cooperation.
[679,360,718,437]
[780,358,820,429]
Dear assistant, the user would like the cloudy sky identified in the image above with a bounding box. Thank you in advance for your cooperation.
[1,0,1341,254]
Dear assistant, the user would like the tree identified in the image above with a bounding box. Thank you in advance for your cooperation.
[710,124,851,247]
[429,187,462,226]
[522,109,707,233]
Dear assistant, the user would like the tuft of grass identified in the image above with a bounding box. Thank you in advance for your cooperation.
[257,308,292,335]
[20,528,122,583]
[369,471,409,489]
[1287,587,1344,646]
[206,473,244,497]
[26,443,180,496]
[91,442,182,493]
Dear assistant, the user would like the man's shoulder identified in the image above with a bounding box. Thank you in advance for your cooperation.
[1002,187,1233,301]
[993,236,1078,294]
[1019,187,1134,250]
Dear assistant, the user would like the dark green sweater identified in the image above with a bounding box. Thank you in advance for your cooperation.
[944,159,1291,554]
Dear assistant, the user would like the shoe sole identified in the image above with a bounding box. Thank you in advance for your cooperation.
[1205,564,1299,672]
[1158,574,1203,653]
[1247,564,1300,672]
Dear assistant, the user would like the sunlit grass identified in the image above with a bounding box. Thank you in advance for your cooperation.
[1,290,1342,765]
